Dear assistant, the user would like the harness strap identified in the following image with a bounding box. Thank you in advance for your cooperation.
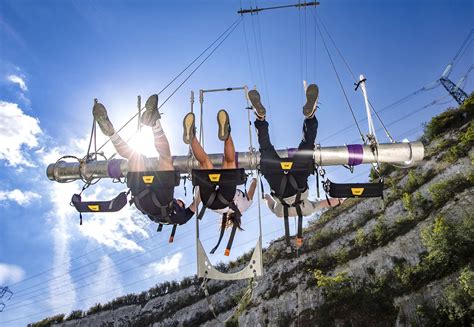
[210,214,228,254]
[225,224,238,256]
[283,205,291,253]
[157,224,163,232]
[169,224,177,243]
[150,192,173,224]
[133,189,150,214]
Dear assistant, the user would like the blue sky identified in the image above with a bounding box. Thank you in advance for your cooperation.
[0,0,472,325]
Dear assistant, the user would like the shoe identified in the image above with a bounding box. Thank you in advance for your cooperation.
[141,94,161,126]
[182,112,196,145]
[303,84,319,118]
[248,90,266,120]
[93,102,115,136]
[217,110,231,141]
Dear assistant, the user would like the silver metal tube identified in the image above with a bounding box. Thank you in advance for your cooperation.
[46,142,424,183]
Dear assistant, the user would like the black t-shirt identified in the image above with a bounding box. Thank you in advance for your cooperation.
[171,200,195,225]
[148,199,195,225]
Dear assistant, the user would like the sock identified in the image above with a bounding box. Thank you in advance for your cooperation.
[153,120,164,138]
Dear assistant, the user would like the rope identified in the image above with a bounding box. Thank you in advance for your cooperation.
[450,29,473,70]
[316,13,396,143]
[95,17,242,154]
[240,0,256,83]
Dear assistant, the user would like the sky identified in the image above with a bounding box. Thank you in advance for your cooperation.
[0,0,472,325]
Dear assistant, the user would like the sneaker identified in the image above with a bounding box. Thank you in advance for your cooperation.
[303,84,319,118]
[92,102,115,136]
[217,109,231,141]
[182,112,196,145]
[141,94,161,126]
[248,90,266,120]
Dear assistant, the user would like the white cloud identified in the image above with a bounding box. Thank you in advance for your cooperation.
[84,256,123,309]
[146,252,183,277]
[0,189,41,206]
[0,101,41,166]
[48,181,77,313]
[6,74,27,91]
[0,263,25,285]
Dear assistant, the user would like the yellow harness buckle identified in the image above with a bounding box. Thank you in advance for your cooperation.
[88,204,100,212]
[208,174,221,182]
[142,175,154,184]
[280,162,293,170]
[351,188,365,196]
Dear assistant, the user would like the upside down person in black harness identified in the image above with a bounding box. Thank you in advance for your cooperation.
[92,95,199,230]
[248,84,342,249]
[182,109,257,254]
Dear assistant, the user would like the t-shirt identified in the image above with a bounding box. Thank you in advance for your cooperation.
[213,190,253,215]
[266,189,321,218]
[148,200,195,225]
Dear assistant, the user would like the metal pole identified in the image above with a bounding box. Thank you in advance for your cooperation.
[358,75,376,141]
[238,1,320,15]
[46,142,424,183]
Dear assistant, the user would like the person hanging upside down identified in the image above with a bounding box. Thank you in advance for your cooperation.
[92,94,199,228]
[182,109,257,232]
[249,84,342,220]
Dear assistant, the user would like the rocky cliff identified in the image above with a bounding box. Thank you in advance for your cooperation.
[33,96,473,326]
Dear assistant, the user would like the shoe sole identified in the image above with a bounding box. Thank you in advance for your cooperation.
[183,113,195,145]
[93,103,115,136]
[142,95,160,125]
[217,110,230,141]
[303,84,319,118]
[248,90,266,119]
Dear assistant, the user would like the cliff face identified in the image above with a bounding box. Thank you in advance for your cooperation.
[34,98,473,327]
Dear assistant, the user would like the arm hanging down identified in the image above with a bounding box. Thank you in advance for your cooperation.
[246,178,258,200]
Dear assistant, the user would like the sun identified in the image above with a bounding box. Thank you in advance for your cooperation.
[128,129,158,157]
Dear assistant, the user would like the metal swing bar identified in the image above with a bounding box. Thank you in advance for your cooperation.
[46,142,424,183]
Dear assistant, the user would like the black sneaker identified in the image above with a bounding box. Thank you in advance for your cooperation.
[217,110,231,141]
[182,112,196,145]
[248,90,266,120]
[303,84,319,118]
[93,102,115,136]
[141,94,161,126]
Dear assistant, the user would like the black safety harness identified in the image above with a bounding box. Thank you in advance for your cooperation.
[192,168,248,256]
[127,170,181,242]
[261,160,315,253]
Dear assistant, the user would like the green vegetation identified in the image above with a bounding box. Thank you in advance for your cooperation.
[428,172,473,208]
[312,270,398,325]
[65,310,84,321]
[416,266,473,326]
[423,94,473,143]
[394,212,473,292]
[29,314,65,327]
[225,279,254,327]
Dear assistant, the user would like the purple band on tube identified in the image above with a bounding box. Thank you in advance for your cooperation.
[287,148,298,158]
[108,159,123,178]
[347,144,364,166]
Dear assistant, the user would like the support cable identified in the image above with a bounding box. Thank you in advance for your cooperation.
[95,17,242,154]
[240,0,256,83]
[316,13,396,142]
[314,17,366,143]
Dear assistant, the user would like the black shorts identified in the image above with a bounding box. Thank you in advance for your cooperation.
[200,185,236,210]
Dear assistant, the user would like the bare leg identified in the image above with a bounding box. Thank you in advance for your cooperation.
[191,136,213,169]
[222,134,236,169]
